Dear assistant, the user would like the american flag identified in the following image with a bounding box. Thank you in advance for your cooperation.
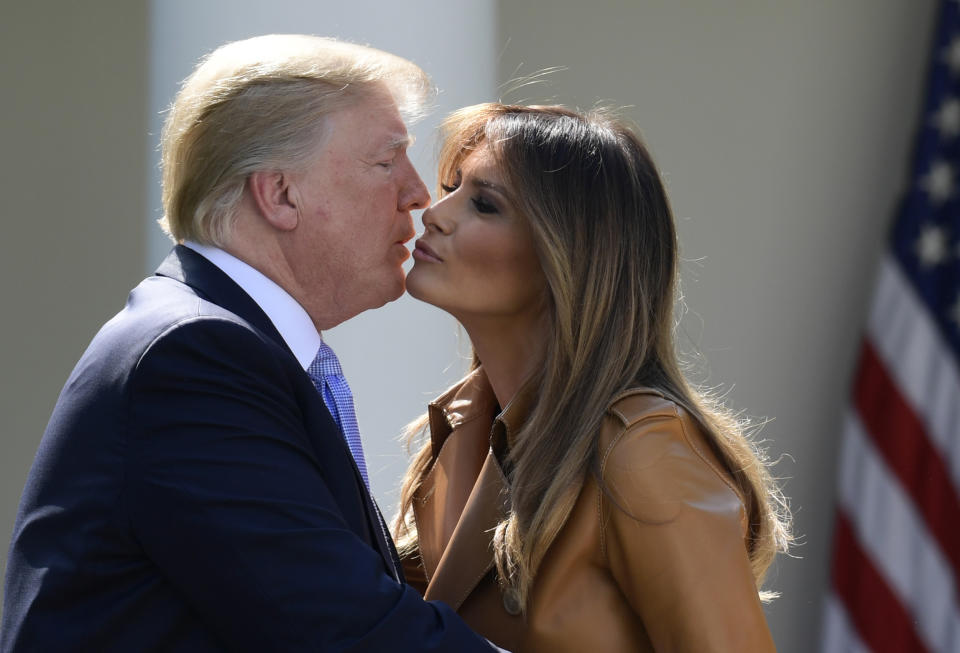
[820,2,960,652]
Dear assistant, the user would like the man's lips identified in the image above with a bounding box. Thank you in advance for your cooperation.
[393,229,415,261]
[413,239,443,263]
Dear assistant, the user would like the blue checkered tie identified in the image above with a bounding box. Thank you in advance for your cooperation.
[307,342,370,490]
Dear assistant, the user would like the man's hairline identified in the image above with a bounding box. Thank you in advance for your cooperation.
[298,88,417,170]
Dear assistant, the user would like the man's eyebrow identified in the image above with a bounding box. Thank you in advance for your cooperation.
[385,134,415,150]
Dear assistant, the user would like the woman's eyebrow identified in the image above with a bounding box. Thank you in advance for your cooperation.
[470,177,508,196]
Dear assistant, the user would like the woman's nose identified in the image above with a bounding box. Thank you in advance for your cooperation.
[421,199,454,234]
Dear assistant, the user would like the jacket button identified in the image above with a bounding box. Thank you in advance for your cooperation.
[502,588,522,616]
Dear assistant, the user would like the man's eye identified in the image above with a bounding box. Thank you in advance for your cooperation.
[378,161,394,169]
[472,197,498,214]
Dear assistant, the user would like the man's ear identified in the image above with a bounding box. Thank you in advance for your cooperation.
[247,170,299,231]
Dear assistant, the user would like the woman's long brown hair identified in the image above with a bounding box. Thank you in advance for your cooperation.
[395,103,791,610]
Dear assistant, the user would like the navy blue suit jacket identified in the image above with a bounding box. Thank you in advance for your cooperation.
[1,246,492,652]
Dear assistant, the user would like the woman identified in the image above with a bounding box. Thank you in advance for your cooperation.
[395,103,791,652]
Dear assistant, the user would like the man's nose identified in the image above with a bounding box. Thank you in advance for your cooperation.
[399,160,430,212]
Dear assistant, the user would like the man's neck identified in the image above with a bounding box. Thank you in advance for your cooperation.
[221,215,347,332]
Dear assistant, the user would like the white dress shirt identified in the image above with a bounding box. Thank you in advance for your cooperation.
[182,241,321,370]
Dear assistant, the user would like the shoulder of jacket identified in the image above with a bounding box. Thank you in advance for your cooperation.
[597,388,688,475]
[606,387,681,427]
[596,387,747,530]
[132,310,282,382]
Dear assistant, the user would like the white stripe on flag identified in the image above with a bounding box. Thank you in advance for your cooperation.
[839,410,960,651]
[868,255,960,488]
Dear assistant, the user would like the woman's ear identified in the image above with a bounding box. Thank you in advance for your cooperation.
[247,170,299,231]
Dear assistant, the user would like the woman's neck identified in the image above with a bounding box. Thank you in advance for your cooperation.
[459,310,547,410]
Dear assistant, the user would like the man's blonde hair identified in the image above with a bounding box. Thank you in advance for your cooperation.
[159,34,434,245]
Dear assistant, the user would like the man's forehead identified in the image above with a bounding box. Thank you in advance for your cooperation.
[352,97,409,141]
[321,91,412,155]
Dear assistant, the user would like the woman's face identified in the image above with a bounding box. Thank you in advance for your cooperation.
[406,143,547,322]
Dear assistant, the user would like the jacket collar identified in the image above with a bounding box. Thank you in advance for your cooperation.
[427,366,538,455]
[426,367,496,457]
[418,366,537,609]
[422,452,511,610]
[155,245,290,357]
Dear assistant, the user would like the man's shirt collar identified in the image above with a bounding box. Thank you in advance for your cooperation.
[182,241,321,370]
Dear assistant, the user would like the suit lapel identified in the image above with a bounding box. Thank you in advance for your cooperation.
[423,451,510,609]
[154,245,402,582]
[373,500,404,583]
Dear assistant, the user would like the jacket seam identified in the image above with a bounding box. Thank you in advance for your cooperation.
[597,478,608,563]
[608,387,665,412]
[609,404,673,430]
[669,403,747,511]
[597,414,630,564]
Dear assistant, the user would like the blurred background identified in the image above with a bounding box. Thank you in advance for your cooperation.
[0,1,944,650]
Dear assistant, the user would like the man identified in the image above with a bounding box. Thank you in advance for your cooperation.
[1,35,500,651]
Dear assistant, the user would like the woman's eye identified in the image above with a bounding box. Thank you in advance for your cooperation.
[442,169,463,194]
[472,197,498,214]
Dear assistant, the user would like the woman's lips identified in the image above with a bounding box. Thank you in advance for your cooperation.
[413,239,443,263]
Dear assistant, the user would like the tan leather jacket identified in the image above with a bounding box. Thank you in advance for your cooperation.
[402,368,776,652]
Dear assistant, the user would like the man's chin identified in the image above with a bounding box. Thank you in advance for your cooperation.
[379,273,407,305]
[339,275,406,321]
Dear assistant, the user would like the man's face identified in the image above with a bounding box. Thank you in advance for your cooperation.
[285,86,429,325]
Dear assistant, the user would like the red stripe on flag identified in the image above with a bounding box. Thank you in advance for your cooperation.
[831,511,929,653]
[854,339,960,583]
